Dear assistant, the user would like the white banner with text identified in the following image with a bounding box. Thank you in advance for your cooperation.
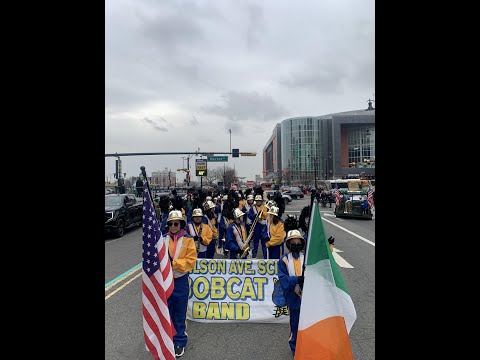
[187,259,290,323]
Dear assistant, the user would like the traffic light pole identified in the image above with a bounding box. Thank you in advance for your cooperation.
[105,151,256,157]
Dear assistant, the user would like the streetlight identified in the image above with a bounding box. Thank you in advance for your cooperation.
[229,129,232,154]
[308,154,317,189]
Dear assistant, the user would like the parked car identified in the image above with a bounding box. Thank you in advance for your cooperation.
[282,186,304,199]
[264,190,292,203]
[105,194,143,238]
[281,192,292,203]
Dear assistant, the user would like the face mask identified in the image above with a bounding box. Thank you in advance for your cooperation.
[290,243,304,253]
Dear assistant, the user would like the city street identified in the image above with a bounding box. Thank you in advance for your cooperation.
[105,195,375,360]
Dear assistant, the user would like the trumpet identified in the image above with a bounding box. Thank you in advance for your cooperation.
[238,207,264,259]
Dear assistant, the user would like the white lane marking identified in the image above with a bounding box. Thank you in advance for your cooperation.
[322,216,375,247]
[332,247,354,268]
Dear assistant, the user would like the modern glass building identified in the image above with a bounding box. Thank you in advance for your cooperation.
[263,108,375,185]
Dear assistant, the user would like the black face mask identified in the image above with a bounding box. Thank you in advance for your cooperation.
[290,244,304,253]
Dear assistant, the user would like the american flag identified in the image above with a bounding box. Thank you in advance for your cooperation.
[333,184,340,205]
[367,187,374,208]
[142,181,175,360]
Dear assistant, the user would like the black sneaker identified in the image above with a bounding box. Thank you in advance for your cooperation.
[174,346,185,357]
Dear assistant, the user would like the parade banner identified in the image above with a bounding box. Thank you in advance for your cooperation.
[187,259,290,323]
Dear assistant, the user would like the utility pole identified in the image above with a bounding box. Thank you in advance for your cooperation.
[187,157,190,186]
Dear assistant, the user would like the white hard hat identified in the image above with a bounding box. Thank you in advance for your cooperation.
[234,208,245,219]
[192,208,203,217]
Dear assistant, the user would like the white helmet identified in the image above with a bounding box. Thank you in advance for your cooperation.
[233,208,245,219]
[192,208,203,217]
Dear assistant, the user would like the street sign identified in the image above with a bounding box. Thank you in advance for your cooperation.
[207,156,228,162]
[195,159,207,176]
[240,152,256,156]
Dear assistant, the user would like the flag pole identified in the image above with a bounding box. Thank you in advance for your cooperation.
[140,166,154,203]
[302,189,317,279]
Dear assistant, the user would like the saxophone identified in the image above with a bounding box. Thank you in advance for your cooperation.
[238,207,263,259]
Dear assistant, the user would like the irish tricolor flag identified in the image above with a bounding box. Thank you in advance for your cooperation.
[295,201,356,360]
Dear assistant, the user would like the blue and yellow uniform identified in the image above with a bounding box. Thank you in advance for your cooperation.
[247,203,268,258]
[263,218,286,259]
[202,214,218,259]
[278,251,304,355]
[166,228,197,349]
[241,201,253,235]
[215,202,227,250]
[186,221,213,259]
[225,221,247,259]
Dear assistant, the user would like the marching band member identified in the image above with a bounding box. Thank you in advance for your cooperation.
[278,230,305,357]
[225,208,247,259]
[262,205,286,259]
[186,208,212,259]
[215,195,229,255]
[241,194,254,235]
[237,193,245,210]
[165,210,197,357]
[247,194,268,258]
[202,200,218,259]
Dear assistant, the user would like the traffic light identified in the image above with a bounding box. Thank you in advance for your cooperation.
[232,148,239,157]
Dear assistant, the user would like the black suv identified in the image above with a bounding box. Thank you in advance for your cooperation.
[105,194,143,238]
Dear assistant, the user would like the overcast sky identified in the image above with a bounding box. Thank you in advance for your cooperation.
[105,0,375,184]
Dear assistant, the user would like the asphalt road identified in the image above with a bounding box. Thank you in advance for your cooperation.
[105,196,375,359]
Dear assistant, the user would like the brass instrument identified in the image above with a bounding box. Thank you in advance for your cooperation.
[238,207,264,259]
[195,222,203,254]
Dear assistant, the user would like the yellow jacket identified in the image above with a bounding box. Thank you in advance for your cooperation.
[187,222,213,246]
[266,219,286,248]
[204,216,218,239]
[167,231,197,277]
[238,199,245,210]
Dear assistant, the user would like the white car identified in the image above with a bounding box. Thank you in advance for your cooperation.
[264,190,292,203]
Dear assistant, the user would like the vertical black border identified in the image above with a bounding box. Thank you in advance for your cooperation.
[6,3,106,356]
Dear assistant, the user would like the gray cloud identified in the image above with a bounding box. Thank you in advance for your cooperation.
[190,116,200,125]
[106,0,374,181]
[204,91,288,123]
[246,3,265,50]
[142,117,169,132]
[279,62,348,94]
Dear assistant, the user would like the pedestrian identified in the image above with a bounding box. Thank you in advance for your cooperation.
[225,208,248,259]
[328,191,334,208]
[242,194,254,235]
[278,230,305,357]
[164,210,197,357]
[202,200,218,259]
[186,208,212,259]
[263,205,286,259]
[215,195,229,256]
[247,194,268,258]
[135,176,143,197]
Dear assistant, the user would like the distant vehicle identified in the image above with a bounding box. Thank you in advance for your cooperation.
[334,190,373,220]
[264,190,292,203]
[105,194,143,238]
[326,179,374,192]
[260,181,272,190]
[282,186,304,199]
[281,192,292,203]
[246,180,256,189]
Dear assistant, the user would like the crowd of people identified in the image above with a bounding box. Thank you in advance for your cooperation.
[152,186,331,357]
